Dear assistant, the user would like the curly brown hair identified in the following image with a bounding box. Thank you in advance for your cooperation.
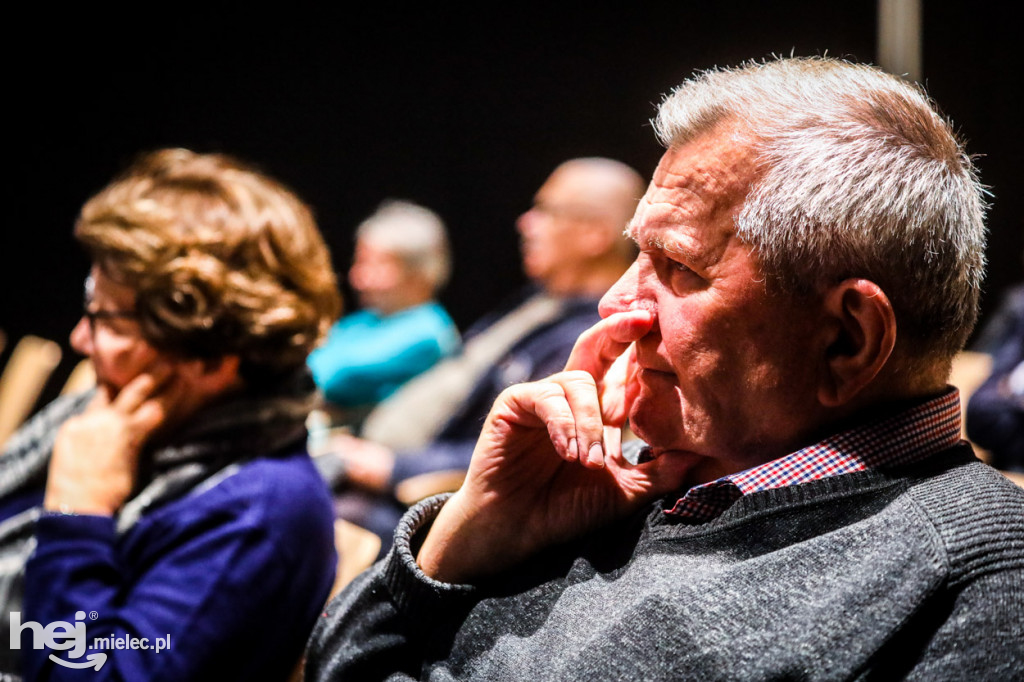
[74,148,341,383]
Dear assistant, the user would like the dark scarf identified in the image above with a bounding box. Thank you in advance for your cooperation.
[0,370,316,675]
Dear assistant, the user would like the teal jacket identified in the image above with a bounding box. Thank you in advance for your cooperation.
[308,302,460,408]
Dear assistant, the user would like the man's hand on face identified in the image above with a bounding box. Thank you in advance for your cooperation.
[416,310,697,584]
[44,365,190,516]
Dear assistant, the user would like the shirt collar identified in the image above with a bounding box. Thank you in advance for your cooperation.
[664,388,963,521]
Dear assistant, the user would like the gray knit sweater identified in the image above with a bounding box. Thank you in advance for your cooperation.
[305,445,1024,680]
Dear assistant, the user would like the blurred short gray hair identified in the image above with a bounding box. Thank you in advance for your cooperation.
[356,200,452,293]
[655,56,987,359]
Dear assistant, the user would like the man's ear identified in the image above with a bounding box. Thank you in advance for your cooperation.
[818,278,897,407]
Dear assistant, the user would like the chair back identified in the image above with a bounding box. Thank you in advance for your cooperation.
[0,335,62,448]
[61,358,96,395]
[331,518,383,600]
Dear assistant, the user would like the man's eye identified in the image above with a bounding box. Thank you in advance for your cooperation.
[668,258,691,273]
[641,249,699,284]
[658,253,693,276]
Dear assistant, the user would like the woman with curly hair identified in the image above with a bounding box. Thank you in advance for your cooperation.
[0,149,342,681]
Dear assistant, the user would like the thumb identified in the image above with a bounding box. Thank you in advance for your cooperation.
[87,387,113,411]
[612,444,701,500]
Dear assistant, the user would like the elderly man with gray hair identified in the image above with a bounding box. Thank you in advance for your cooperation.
[306,56,1024,680]
[307,200,460,428]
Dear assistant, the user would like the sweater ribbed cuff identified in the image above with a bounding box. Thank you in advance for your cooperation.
[382,493,477,623]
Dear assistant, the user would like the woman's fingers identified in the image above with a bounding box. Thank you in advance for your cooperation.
[110,364,173,413]
[106,365,188,443]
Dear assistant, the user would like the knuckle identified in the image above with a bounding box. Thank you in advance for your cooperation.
[536,381,569,400]
[561,370,597,387]
[506,380,566,401]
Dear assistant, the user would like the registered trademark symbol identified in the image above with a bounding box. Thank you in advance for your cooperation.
[89,611,98,620]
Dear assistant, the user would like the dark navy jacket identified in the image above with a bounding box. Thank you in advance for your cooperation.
[389,287,602,483]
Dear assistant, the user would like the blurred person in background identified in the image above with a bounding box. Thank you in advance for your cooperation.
[314,157,645,554]
[967,267,1024,473]
[307,200,459,432]
[0,148,341,681]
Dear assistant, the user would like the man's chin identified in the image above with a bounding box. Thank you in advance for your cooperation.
[628,391,683,449]
[520,264,543,282]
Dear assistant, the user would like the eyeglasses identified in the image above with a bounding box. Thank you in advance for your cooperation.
[83,274,138,334]
[527,200,607,225]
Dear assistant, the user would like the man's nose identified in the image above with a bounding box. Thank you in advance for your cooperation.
[515,209,535,237]
[516,205,551,238]
[349,257,379,291]
[598,260,644,318]
[69,316,93,356]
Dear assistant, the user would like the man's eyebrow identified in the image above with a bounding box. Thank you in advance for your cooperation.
[624,219,673,248]
[623,220,640,243]
[624,221,696,259]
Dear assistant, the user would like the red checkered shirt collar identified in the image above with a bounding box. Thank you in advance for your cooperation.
[664,389,963,521]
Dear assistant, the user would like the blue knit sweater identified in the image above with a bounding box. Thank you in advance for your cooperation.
[18,451,336,681]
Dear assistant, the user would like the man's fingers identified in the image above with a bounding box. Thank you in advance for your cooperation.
[603,425,622,463]
[499,371,607,469]
[516,382,582,464]
[564,311,652,428]
[511,372,607,469]
[599,347,636,425]
[611,344,642,424]
[593,308,656,345]
[623,345,641,411]
[555,371,607,469]
[564,310,653,378]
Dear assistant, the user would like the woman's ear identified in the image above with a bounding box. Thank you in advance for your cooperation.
[817,278,897,407]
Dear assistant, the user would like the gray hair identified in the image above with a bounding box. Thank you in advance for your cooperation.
[355,199,452,292]
[655,56,988,359]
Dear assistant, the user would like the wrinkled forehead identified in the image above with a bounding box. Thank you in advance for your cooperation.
[657,128,757,212]
[626,129,760,253]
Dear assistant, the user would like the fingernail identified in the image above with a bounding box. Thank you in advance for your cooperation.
[588,442,604,466]
[568,438,579,461]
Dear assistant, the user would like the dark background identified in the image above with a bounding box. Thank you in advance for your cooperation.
[2,2,1020,410]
